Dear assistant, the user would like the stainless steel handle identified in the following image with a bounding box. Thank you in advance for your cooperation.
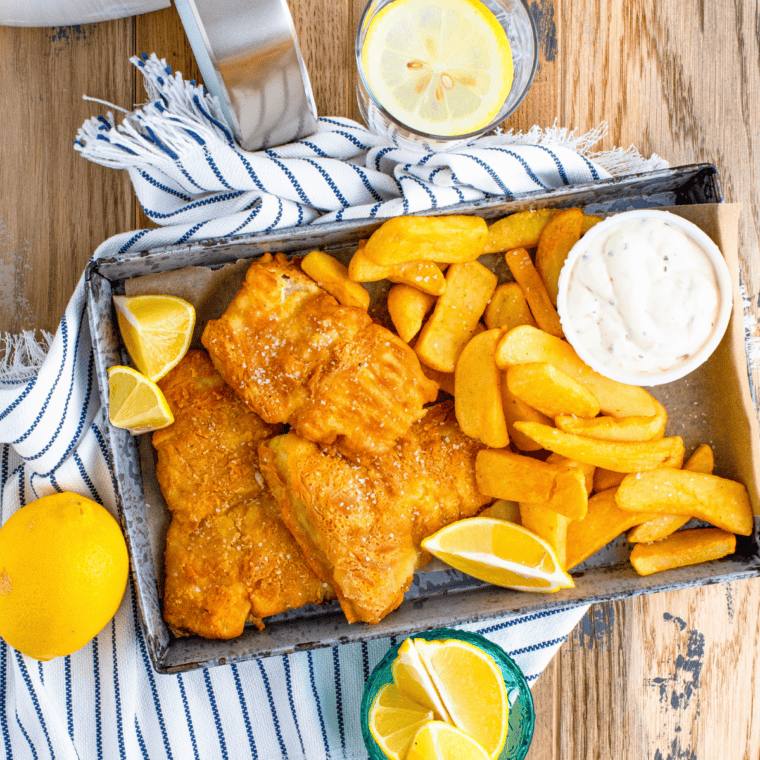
[175,0,319,151]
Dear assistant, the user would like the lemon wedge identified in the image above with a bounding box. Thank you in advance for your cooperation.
[368,683,435,760]
[107,365,174,434]
[113,294,195,382]
[421,516,575,592]
[361,0,513,136]
[406,720,492,760]
[392,638,452,723]
[414,639,508,758]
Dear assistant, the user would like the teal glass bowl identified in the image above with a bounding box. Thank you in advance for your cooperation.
[360,628,535,760]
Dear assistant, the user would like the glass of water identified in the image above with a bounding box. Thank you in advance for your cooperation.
[355,0,538,151]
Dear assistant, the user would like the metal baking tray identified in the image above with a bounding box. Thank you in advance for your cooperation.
[86,163,760,674]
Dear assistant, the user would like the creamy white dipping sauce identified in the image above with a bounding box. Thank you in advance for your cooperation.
[564,217,721,376]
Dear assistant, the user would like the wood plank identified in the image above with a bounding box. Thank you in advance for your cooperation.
[0,21,134,334]
[526,0,760,754]
[527,655,557,760]
[506,0,561,136]
[291,0,355,119]
[539,583,760,758]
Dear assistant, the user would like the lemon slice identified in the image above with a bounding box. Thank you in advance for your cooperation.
[369,683,435,760]
[107,365,174,434]
[421,516,575,592]
[406,720,491,760]
[113,294,195,382]
[361,0,513,136]
[392,638,451,722]
[415,639,508,758]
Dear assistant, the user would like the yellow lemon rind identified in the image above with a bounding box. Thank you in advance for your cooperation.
[414,639,508,759]
[421,517,575,593]
[113,294,195,382]
[107,365,174,434]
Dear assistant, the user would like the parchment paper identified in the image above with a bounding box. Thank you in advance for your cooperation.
[126,203,760,591]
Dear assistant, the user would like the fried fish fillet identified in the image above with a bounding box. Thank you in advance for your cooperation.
[202,253,438,459]
[153,350,331,639]
[258,401,490,624]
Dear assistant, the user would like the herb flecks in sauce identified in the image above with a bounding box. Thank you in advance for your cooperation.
[565,218,720,376]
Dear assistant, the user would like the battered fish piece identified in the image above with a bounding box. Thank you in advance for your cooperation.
[258,401,490,624]
[153,350,331,639]
[202,253,438,459]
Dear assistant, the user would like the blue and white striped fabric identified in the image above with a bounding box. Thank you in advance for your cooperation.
[1,428,589,760]
[0,52,669,758]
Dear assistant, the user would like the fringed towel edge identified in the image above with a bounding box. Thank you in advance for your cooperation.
[481,120,669,174]
[74,54,667,178]
[0,331,54,383]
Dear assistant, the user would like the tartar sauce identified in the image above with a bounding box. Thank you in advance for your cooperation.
[563,217,721,376]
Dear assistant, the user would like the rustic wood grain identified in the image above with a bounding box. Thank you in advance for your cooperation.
[523,0,760,756]
[0,21,134,335]
[528,582,760,760]
[2,1,760,758]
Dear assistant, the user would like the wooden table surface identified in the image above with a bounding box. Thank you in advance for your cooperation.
[1,2,759,758]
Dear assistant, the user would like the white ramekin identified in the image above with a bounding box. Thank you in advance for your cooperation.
[556,209,733,387]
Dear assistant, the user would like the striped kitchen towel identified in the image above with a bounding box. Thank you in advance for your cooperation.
[0,53,665,759]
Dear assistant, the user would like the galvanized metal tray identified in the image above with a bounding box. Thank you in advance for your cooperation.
[86,163,760,674]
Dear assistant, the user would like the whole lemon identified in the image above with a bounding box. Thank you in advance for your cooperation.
[0,492,129,661]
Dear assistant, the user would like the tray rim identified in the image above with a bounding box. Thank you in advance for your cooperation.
[86,163,722,280]
[86,162,760,674]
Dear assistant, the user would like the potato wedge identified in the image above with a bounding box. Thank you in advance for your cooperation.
[504,248,564,337]
[507,362,601,418]
[519,502,570,568]
[388,263,447,295]
[363,215,487,265]
[546,452,594,495]
[346,240,384,280]
[415,261,497,372]
[628,444,714,543]
[454,329,508,448]
[615,469,753,536]
[387,284,437,343]
[348,243,447,296]
[484,209,559,253]
[593,468,627,492]
[629,528,736,576]
[484,282,538,331]
[500,385,552,452]
[628,514,689,544]
[683,443,714,474]
[480,499,521,524]
[555,399,667,442]
[547,468,589,519]
[581,214,603,234]
[535,208,583,305]
[419,364,455,396]
[565,488,658,570]
[301,250,370,309]
[476,449,588,519]
[495,326,661,418]
[513,421,685,472]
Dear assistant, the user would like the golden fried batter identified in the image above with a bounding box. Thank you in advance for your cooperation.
[153,350,331,639]
[258,401,490,625]
[202,253,438,459]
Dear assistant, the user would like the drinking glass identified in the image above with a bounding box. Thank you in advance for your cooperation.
[355,0,538,151]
